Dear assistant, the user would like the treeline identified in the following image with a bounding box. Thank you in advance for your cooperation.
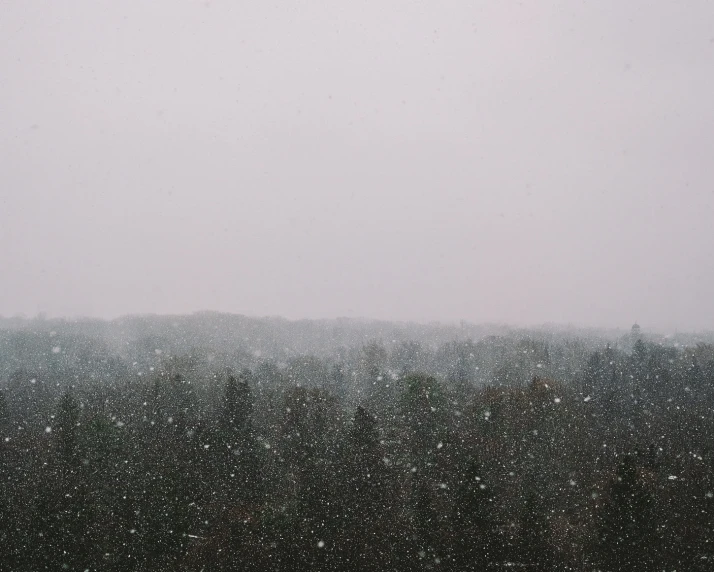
[1,327,714,570]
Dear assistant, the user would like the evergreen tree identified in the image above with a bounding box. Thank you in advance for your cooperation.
[222,371,253,433]
[55,391,80,466]
[221,371,258,502]
[518,487,557,572]
[452,455,499,569]
[0,390,8,437]
[597,455,660,572]
[0,390,14,566]
[340,406,389,570]
[400,373,447,469]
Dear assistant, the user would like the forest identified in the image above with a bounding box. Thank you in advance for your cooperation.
[1,313,713,571]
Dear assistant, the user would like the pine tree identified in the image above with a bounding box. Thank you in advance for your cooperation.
[221,371,257,502]
[597,455,660,572]
[0,390,9,441]
[518,487,557,572]
[339,406,389,571]
[452,455,499,569]
[222,372,253,434]
[56,391,80,466]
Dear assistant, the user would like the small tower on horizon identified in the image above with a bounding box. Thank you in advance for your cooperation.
[631,322,641,340]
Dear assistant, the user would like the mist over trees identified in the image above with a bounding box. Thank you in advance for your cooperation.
[1,313,714,570]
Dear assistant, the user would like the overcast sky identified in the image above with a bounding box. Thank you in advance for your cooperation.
[1,1,713,331]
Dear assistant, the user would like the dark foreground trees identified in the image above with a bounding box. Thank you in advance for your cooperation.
[1,334,714,571]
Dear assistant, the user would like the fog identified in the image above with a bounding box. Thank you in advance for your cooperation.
[2,1,713,331]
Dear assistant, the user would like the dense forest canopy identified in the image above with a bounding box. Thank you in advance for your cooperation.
[1,313,714,571]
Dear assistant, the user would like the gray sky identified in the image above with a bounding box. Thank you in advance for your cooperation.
[2,1,713,331]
